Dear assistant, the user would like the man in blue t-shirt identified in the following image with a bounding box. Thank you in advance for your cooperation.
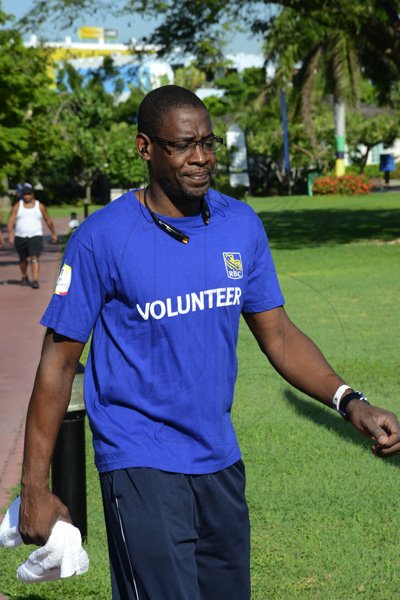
[19,86,400,600]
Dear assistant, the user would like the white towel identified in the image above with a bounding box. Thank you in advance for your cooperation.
[0,496,89,583]
[16,520,89,583]
[0,496,22,547]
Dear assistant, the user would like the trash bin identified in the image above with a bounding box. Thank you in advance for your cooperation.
[51,363,87,541]
[307,172,322,196]
[379,153,395,184]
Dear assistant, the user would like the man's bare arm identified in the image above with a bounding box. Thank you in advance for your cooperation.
[39,204,58,242]
[244,307,400,456]
[7,204,18,244]
[19,329,85,545]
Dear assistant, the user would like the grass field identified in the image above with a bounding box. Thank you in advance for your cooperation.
[0,192,399,599]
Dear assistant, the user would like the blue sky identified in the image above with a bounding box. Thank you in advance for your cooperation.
[2,0,264,54]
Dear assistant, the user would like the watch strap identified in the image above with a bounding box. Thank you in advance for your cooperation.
[337,391,369,418]
[332,384,352,410]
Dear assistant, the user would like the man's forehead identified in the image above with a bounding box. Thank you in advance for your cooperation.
[157,105,212,136]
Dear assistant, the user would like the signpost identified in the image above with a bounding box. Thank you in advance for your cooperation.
[78,27,119,41]
[280,88,292,195]
[226,124,250,192]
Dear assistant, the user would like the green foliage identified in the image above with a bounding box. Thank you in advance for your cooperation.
[204,75,337,196]
[173,64,206,91]
[213,67,267,112]
[313,174,371,195]
[102,122,145,187]
[346,111,400,171]
[34,61,146,202]
[262,5,363,154]
[0,14,55,185]
[4,1,400,198]
[17,1,400,101]
[346,163,381,177]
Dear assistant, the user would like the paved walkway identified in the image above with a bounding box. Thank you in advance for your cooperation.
[0,218,69,515]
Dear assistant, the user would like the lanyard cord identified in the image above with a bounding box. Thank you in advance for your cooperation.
[143,187,210,244]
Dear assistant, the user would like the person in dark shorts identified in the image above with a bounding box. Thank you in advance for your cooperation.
[7,186,57,288]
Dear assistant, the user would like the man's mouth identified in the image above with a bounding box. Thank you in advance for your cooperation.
[183,171,211,184]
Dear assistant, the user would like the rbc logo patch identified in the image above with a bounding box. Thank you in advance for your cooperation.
[223,252,243,279]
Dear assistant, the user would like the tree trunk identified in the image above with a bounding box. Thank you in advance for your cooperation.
[84,184,91,219]
[334,98,346,176]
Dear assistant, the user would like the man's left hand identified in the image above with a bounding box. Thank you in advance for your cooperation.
[346,400,400,457]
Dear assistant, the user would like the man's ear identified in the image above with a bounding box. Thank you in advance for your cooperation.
[136,134,150,160]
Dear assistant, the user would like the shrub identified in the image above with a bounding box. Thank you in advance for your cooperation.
[312,174,371,196]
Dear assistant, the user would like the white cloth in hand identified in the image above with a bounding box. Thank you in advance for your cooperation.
[0,496,22,547]
[0,496,89,583]
[17,520,89,583]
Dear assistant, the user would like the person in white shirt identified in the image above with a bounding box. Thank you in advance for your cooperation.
[7,186,58,289]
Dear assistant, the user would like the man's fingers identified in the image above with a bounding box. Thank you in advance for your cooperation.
[372,439,400,457]
[364,413,400,454]
[350,405,400,457]
[18,492,72,546]
[20,530,48,546]
[376,413,400,438]
[365,420,390,444]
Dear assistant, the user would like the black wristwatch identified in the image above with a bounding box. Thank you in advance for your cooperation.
[334,390,369,419]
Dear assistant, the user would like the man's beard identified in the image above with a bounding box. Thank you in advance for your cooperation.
[162,174,211,204]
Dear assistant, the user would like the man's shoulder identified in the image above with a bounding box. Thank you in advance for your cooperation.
[208,189,258,219]
[76,190,139,233]
[67,191,142,254]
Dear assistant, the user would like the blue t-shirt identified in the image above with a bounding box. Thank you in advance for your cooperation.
[41,189,284,474]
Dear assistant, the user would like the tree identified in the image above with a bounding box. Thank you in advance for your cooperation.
[34,60,146,202]
[174,65,206,92]
[13,1,400,195]
[18,0,400,182]
[19,1,400,92]
[263,7,362,175]
[201,67,335,195]
[346,111,400,172]
[102,122,145,189]
[44,63,115,202]
[0,9,56,188]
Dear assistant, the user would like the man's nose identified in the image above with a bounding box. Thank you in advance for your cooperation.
[188,142,208,163]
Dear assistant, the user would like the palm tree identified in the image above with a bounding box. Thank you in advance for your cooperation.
[264,7,361,176]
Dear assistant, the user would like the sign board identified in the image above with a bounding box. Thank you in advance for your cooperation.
[78,27,104,39]
[78,27,118,40]
[104,28,118,39]
[226,123,250,188]
[229,172,250,188]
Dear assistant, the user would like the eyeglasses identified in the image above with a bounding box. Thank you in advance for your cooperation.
[150,135,223,156]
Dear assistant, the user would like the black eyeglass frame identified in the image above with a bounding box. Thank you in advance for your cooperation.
[149,135,223,155]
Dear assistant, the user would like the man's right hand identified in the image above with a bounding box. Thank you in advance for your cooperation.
[19,487,72,546]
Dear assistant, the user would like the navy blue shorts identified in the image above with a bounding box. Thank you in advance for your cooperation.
[99,461,251,600]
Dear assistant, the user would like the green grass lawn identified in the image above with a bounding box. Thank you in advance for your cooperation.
[1,192,399,599]
[242,192,400,599]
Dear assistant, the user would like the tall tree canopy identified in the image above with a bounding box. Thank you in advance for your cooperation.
[8,0,400,196]
[0,9,55,186]
[19,0,400,95]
